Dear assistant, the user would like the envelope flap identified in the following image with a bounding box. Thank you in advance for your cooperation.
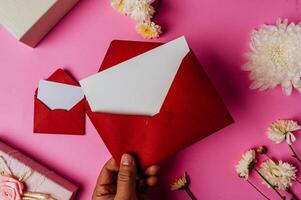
[47,69,79,86]
[100,40,162,71]
[35,69,79,96]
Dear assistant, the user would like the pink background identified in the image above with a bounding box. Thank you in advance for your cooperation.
[1,0,301,199]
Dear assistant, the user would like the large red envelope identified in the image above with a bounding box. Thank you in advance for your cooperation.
[34,69,85,135]
[86,40,234,168]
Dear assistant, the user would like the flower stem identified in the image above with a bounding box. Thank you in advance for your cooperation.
[286,187,299,200]
[184,186,197,200]
[255,168,286,200]
[247,180,271,200]
[288,144,301,163]
[264,153,273,160]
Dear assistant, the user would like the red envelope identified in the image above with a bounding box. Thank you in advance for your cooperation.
[34,69,85,135]
[86,40,234,168]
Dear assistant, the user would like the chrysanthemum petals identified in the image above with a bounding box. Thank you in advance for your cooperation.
[242,62,252,71]
[170,172,189,191]
[267,119,300,144]
[259,160,297,190]
[123,0,155,22]
[250,81,263,90]
[111,0,126,14]
[136,22,161,39]
[111,0,162,39]
[243,18,301,95]
[235,150,256,180]
[281,80,293,96]
[292,78,301,93]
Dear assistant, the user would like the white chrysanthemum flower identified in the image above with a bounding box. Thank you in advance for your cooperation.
[235,150,256,180]
[267,119,300,145]
[259,159,297,190]
[123,0,155,22]
[111,0,162,39]
[243,18,301,96]
[136,22,161,39]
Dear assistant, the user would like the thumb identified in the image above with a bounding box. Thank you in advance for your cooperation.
[115,154,137,200]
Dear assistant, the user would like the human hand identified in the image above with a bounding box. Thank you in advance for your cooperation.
[92,154,160,200]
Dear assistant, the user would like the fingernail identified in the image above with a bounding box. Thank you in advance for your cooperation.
[121,154,132,166]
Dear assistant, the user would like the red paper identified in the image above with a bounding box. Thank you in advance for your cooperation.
[87,40,234,168]
[34,69,85,135]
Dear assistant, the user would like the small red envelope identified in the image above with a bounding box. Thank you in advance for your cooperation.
[84,39,234,168]
[34,69,85,135]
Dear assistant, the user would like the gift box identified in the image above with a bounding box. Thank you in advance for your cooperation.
[0,0,79,47]
[0,140,77,199]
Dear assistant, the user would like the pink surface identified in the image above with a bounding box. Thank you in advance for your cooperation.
[0,0,301,199]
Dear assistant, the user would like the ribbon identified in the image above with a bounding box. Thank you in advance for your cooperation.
[0,156,57,200]
[286,132,296,145]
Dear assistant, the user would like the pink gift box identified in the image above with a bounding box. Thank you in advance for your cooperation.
[0,140,77,199]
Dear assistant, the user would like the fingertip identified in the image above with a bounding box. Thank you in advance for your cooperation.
[116,154,137,199]
[146,176,158,187]
[107,158,116,165]
[145,165,160,176]
[96,158,119,188]
[121,154,135,167]
[105,158,119,171]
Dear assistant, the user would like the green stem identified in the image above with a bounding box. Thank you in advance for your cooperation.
[247,179,271,200]
[288,144,301,163]
[184,186,197,200]
[255,168,286,200]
